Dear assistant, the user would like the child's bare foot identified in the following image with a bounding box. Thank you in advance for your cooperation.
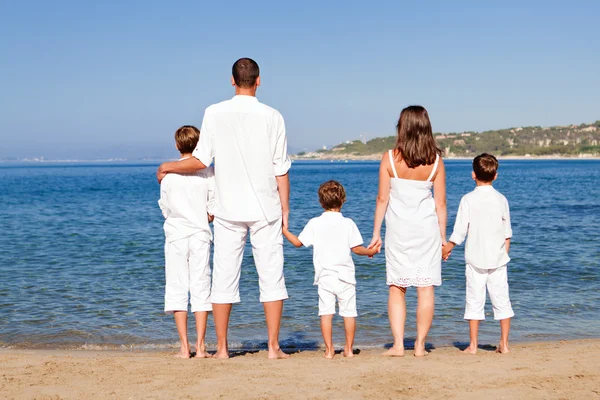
[324,349,335,359]
[194,342,211,358]
[414,340,427,357]
[268,348,290,360]
[496,343,510,354]
[462,345,477,355]
[174,345,191,359]
[382,346,405,357]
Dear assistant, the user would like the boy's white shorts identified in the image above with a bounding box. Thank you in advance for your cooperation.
[211,217,288,304]
[164,234,212,314]
[317,276,357,318]
[464,264,514,321]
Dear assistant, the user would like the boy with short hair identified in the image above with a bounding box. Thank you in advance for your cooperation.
[443,153,514,354]
[283,180,378,359]
[158,125,215,358]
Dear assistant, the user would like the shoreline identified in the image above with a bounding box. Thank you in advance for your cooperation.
[2,338,598,399]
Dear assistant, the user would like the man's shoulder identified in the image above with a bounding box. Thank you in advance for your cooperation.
[204,99,234,115]
[256,100,283,118]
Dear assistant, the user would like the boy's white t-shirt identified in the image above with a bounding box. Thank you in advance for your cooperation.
[298,212,363,285]
[158,160,215,243]
[449,185,512,269]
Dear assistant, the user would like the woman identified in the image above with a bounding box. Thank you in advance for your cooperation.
[369,105,447,357]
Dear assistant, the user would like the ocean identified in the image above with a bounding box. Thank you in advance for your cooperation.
[0,160,599,351]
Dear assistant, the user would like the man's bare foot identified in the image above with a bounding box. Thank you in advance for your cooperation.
[496,344,510,354]
[268,348,290,360]
[382,346,405,357]
[414,341,427,357]
[343,348,355,358]
[462,345,477,355]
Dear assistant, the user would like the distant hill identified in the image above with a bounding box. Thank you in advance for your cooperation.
[295,121,600,159]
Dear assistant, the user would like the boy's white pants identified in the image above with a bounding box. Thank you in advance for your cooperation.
[464,264,514,320]
[164,234,212,314]
[211,217,288,304]
[317,276,357,317]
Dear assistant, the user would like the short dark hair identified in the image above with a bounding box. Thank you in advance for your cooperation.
[473,153,498,182]
[174,125,200,154]
[318,180,346,210]
[232,58,260,88]
[395,105,442,168]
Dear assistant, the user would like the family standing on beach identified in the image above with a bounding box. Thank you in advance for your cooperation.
[156,58,515,360]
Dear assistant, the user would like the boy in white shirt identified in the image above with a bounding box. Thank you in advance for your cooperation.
[283,180,378,359]
[443,153,514,354]
[158,125,215,359]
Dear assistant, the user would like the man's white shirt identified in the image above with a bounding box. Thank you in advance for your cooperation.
[298,212,364,285]
[449,185,513,269]
[193,95,291,222]
[158,160,215,243]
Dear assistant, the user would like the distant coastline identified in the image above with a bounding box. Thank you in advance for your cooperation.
[291,154,600,161]
[294,119,600,161]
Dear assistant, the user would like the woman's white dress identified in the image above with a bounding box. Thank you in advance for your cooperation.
[385,150,442,287]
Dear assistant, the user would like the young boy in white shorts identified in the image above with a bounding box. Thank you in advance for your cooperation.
[158,125,215,359]
[443,153,514,354]
[283,180,378,359]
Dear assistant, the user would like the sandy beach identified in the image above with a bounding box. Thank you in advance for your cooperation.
[2,339,599,399]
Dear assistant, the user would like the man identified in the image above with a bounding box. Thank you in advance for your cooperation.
[157,58,291,359]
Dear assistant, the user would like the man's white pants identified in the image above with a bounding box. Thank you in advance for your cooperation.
[211,217,288,304]
[464,264,515,321]
[164,234,212,313]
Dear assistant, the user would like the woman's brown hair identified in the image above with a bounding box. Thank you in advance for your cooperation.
[394,105,441,168]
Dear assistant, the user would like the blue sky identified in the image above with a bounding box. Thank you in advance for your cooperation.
[0,0,599,159]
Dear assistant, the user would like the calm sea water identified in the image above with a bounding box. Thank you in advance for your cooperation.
[0,160,599,351]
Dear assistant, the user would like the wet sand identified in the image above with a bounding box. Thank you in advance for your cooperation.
[1,339,599,399]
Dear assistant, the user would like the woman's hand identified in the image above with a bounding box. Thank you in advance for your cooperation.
[368,235,382,254]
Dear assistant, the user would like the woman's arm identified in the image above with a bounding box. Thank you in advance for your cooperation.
[368,153,391,250]
[433,158,447,244]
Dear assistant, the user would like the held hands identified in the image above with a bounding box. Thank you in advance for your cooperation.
[367,235,383,258]
[442,241,454,261]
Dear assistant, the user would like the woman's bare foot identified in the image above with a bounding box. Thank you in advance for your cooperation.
[213,349,230,359]
[462,345,477,355]
[324,349,335,359]
[414,340,427,357]
[382,346,405,357]
[343,347,355,358]
[268,348,290,360]
[496,343,510,354]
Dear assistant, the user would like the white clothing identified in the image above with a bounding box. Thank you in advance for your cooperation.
[385,150,442,287]
[164,234,212,313]
[158,162,215,243]
[211,217,287,304]
[464,264,514,320]
[317,275,357,317]
[192,95,292,223]
[449,185,512,270]
[298,212,363,285]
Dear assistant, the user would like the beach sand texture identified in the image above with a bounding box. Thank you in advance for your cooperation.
[1,339,599,399]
